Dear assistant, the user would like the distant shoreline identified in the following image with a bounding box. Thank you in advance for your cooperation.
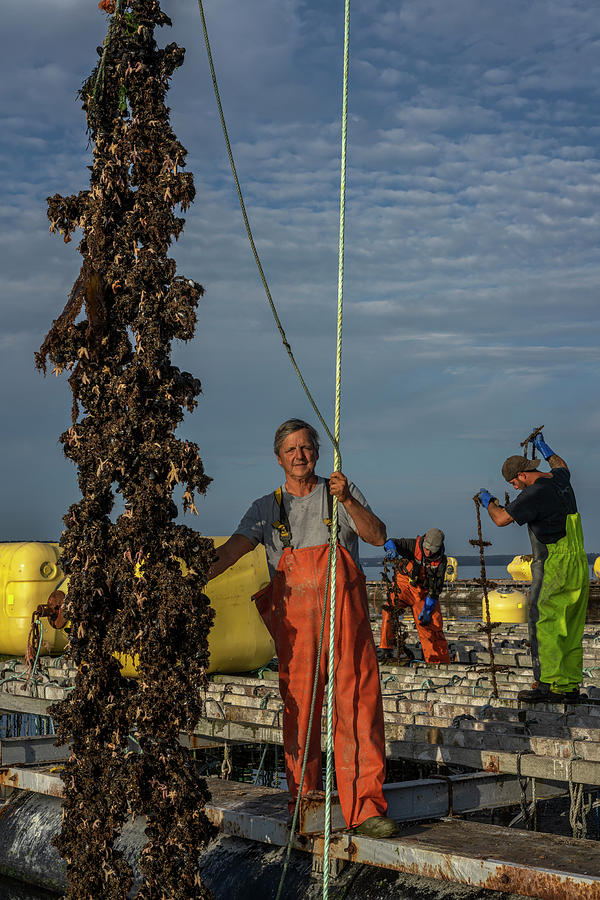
[361,553,598,567]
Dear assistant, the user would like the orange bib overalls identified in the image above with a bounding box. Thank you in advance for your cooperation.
[254,543,388,828]
[380,538,450,664]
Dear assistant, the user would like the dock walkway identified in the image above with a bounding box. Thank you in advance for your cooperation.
[3,614,600,897]
[1,768,599,899]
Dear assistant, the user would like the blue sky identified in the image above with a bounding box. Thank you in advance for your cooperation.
[1,0,599,562]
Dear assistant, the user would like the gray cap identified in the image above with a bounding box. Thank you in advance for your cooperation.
[501,455,540,482]
[422,528,445,553]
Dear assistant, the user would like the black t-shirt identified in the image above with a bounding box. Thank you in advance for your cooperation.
[505,467,577,546]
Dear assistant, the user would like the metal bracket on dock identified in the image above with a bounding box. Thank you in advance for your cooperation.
[310,851,347,881]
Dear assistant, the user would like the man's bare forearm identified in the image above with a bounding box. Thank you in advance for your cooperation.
[342,495,387,546]
[487,500,514,527]
[548,453,567,469]
[329,470,387,545]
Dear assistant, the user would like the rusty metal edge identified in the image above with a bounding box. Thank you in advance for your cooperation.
[3,766,599,899]
[308,832,600,900]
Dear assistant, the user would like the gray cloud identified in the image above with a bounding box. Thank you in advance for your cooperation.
[0,0,598,562]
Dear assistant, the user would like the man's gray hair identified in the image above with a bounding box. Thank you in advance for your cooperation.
[274,419,320,457]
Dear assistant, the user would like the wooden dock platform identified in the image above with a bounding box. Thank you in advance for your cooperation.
[3,610,600,898]
[1,768,599,899]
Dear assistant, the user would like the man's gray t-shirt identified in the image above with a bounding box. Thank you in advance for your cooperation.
[234,476,370,577]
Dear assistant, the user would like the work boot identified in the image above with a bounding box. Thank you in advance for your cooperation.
[517,682,581,704]
[351,815,398,838]
[376,648,394,663]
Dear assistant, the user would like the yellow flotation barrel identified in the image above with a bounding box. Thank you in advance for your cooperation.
[444,557,458,583]
[483,587,528,624]
[0,542,68,656]
[594,556,600,581]
[1,539,275,675]
[507,555,533,582]
[118,537,274,676]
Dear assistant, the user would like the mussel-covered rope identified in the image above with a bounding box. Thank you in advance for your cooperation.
[471,497,500,697]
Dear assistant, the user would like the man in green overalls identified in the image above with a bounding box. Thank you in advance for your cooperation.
[477,433,588,703]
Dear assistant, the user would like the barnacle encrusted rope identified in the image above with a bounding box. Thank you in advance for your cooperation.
[471,496,500,698]
[36,3,215,898]
[196,0,338,457]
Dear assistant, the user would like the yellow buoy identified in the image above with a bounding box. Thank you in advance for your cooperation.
[483,587,528,624]
[594,557,600,582]
[0,542,68,656]
[110,537,275,676]
[444,557,458,582]
[507,555,533,582]
[203,537,274,673]
[1,538,275,674]
[119,537,274,675]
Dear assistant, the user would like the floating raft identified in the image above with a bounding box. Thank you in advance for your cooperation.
[3,618,600,898]
[1,769,599,899]
[368,579,600,622]
[3,623,600,787]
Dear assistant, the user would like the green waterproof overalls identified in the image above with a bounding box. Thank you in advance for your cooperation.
[528,512,589,692]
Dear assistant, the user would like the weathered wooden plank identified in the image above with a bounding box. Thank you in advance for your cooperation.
[2,767,597,898]
[191,716,600,785]
[0,693,52,716]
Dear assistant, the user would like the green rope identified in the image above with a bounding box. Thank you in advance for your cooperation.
[324,3,350,894]
[254,742,270,786]
[29,619,44,683]
[275,544,334,900]
[0,675,24,689]
[197,3,351,895]
[196,0,338,457]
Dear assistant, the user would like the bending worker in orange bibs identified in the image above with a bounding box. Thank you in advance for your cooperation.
[207,419,397,838]
[378,529,451,664]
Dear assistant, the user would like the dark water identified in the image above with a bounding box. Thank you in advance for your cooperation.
[0,878,58,900]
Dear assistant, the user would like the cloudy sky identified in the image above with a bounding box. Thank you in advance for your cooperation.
[1,0,599,565]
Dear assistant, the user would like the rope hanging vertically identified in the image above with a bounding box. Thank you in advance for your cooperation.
[196,3,352,896]
[196,0,338,457]
[471,497,500,698]
[323,0,351,894]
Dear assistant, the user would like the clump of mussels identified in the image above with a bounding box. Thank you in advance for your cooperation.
[36,2,215,897]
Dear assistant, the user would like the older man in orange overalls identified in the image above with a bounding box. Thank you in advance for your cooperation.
[207,419,396,838]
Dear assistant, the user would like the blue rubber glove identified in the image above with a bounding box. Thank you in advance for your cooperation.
[532,433,554,460]
[384,539,399,560]
[477,488,494,509]
[419,595,437,626]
